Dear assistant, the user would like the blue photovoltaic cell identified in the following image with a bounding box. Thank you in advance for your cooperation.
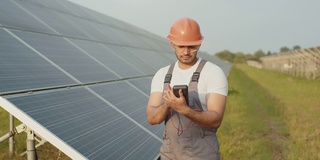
[128,77,153,95]
[0,0,56,34]
[23,0,70,14]
[0,29,76,94]
[11,30,120,83]
[90,81,163,138]
[129,48,173,70]
[138,35,166,51]
[91,23,131,45]
[7,87,162,159]
[112,30,146,49]
[17,1,91,40]
[55,0,115,27]
[60,13,119,44]
[106,45,158,75]
[69,39,144,78]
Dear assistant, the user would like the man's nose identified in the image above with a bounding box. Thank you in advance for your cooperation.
[183,47,190,54]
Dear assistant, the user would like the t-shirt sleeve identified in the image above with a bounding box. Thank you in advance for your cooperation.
[206,66,228,96]
[150,67,167,94]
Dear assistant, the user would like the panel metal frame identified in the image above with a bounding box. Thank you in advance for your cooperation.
[0,96,87,160]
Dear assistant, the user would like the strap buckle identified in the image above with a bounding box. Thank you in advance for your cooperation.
[164,74,172,83]
[191,72,200,82]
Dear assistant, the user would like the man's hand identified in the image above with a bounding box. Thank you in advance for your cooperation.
[163,89,188,114]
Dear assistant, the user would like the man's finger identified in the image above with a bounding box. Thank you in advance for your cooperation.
[179,89,184,98]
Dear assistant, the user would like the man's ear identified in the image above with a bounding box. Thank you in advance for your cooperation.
[170,42,175,51]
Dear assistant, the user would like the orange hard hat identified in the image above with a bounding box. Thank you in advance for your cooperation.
[167,17,204,46]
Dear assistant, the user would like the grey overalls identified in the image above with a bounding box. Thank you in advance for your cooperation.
[160,59,220,160]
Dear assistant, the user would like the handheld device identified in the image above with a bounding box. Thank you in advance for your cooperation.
[173,85,189,105]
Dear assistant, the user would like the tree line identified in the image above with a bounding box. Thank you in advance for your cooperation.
[214,45,301,63]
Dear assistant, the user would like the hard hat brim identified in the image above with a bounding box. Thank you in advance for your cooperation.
[167,36,204,46]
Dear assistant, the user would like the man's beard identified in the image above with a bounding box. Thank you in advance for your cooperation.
[177,55,197,65]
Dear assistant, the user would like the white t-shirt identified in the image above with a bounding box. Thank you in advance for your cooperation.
[150,58,228,111]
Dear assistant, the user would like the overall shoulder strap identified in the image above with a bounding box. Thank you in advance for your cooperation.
[163,63,175,90]
[188,59,207,108]
[191,59,207,82]
[190,59,207,84]
[163,63,175,124]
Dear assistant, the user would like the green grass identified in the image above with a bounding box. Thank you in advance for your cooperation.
[218,64,320,160]
[0,110,71,159]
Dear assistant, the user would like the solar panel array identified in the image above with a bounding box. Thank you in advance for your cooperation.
[0,0,231,159]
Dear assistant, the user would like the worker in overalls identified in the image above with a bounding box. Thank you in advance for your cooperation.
[147,17,228,160]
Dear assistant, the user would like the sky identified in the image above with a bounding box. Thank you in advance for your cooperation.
[67,0,320,55]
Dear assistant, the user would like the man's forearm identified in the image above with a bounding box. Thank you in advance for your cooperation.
[147,103,170,125]
[181,107,222,128]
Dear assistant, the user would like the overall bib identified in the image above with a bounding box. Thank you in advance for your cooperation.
[160,60,220,160]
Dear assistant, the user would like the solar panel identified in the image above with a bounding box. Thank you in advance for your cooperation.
[128,77,153,95]
[0,0,231,159]
[0,29,76,94]
[0,0,56,34]
[106,45,160,75]
[69,39,144,78]
[19,2,90,39]
[11,30,120,83]
[1,87,162,160]
[89,82,163,138]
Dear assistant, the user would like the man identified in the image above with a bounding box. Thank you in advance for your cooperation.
[146,17,228,160]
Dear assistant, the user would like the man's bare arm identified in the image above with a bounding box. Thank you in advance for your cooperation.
[146,92,170,125]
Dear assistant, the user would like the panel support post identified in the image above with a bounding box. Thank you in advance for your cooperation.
[9,114,15,158]
[26,130,37,160]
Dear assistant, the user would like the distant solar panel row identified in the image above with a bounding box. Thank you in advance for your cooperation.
[0,0,230,159]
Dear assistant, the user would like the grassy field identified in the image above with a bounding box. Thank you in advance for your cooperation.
[1,64,319,159]
[218,64,320,160]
